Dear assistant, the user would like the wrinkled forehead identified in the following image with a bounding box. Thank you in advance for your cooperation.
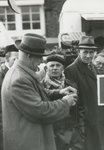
[47,61,64,66]
[10,51,18,57]
[79,49,95,52]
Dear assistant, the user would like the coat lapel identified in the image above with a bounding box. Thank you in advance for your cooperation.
[75,56,96,79]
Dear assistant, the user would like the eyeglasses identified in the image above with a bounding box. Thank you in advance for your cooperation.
[95,61,104,66]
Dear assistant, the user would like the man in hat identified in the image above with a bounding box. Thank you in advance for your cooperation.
[1,33,77,150]
[41,51,84,150]
[64,36,103,150]
[0,44,18,80]
[0,44,18,150]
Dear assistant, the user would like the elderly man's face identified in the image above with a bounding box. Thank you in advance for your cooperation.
[93,55,104,74]
[79,49,95,64]
[46,61,64,79]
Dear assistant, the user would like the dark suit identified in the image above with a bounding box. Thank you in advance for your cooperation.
[64,56,103,150]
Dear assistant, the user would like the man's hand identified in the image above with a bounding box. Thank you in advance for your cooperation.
[59,86,77,96]
[62,93,77,106]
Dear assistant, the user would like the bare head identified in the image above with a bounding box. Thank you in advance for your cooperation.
[5,51,18,67]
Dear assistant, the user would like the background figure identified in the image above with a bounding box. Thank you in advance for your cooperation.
[1,33,77,150]
[0,44,18,150]
[41,52,84,150]
[36,50,57,81]
[93,51,104,146]
[93,52,104,74]
[0,44,18,80]
[94,36,104,54]
[64,36,104,150]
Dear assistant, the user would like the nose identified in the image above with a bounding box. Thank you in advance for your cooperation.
[86,53,91,57]
[53,65,57,69]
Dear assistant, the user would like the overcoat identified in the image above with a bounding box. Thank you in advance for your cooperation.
[0,64,9,150]
[64,56,103,150]
[1,60,70,150]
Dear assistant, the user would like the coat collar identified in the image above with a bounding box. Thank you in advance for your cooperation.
[14,60,40,82]
[75,56,96,79]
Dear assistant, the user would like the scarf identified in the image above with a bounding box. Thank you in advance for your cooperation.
[43,73,65,89]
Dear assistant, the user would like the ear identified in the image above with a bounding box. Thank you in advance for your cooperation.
[61,64,64,70]
[27,54,31,59]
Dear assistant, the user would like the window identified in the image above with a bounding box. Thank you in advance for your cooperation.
[21,6,41,30]
[0,6,16,30]
[0,4,45,37]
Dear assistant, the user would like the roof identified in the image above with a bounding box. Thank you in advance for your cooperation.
[61,0,104,13]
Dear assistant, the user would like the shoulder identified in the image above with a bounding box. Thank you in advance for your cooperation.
[64,61,77,76]
[65,78,78,89]
[65,60,77,70]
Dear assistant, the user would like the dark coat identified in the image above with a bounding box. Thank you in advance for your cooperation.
[1,60,70,150]
[64,56,103,150]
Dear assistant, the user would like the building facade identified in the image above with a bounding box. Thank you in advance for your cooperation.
[0,0,66,48]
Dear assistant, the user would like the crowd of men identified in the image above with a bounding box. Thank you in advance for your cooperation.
[0,33,104,150]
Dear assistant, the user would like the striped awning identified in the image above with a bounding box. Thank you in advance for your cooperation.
[61,32,86,46]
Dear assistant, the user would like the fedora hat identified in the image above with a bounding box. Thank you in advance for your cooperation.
[15,33,51,56]
[78,36,97,50]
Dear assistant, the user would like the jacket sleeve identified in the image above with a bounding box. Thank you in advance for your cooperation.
[11,76,70,124]
[44,88,63,100]
[41,79,64,100]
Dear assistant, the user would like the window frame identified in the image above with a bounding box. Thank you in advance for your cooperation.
[0,0,45,38]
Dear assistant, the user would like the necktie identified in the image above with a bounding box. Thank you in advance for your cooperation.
[88,63,97,76]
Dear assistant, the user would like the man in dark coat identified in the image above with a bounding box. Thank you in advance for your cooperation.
[0,44,18,150]
[64,36,104,150]
[1,33,77,150]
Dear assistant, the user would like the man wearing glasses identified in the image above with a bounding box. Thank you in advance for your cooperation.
[93,52,104,74]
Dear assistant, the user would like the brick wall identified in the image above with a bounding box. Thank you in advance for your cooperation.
[44,0,66,37]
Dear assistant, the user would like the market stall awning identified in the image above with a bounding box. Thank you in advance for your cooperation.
[61,32,86,44]
[81,13,104,20]
[60,32,86,48]
[67,32,86,40]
